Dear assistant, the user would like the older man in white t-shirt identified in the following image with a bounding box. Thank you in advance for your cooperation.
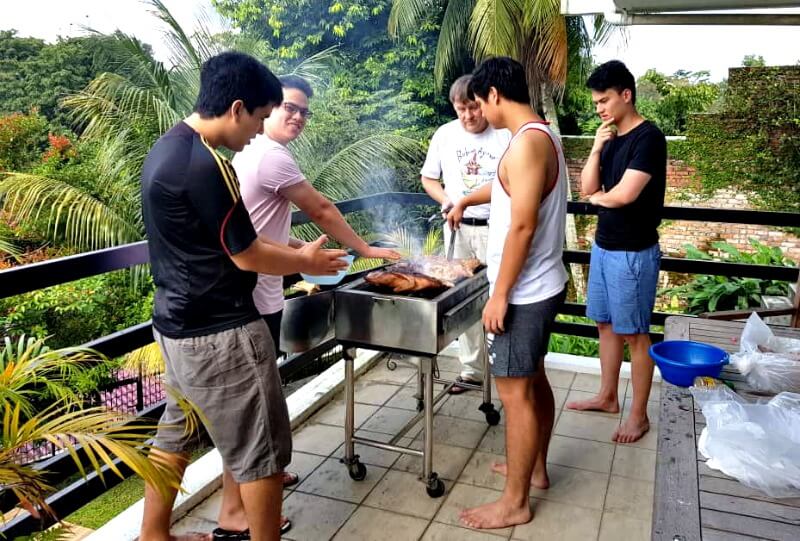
[421,75,511,393]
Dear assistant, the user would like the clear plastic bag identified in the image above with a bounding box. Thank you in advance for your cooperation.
[730,313,800,393]
[691,383,800,498]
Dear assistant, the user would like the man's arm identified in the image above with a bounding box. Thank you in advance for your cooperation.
[231,235,348,276]
[421,176,449,207]
[483,132,550,334]
[589,169,652,208]
[446,183,492,230]
[580,118,616,197]
[283,181,400,260]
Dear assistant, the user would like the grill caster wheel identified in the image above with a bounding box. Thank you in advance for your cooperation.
[416,400,424,412]
[348,461,367,481]
[426,475,445,498]
[484,409,501,426]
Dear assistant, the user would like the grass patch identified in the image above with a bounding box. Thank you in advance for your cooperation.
[65,445,212,530]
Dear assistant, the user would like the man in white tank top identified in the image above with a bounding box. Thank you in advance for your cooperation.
[448,57,568,530]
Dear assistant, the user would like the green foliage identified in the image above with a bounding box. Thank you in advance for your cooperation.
[0,271,154,349]
[636,69,721,135]
[742,54,765,68]
[548,315,599,357]
[662,239,796,315]
[0,110,49,171]
[684,66,800,211]
[0,31,116,127]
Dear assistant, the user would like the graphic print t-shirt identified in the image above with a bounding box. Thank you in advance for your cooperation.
[420,120,511,220]
[141,122,259,338]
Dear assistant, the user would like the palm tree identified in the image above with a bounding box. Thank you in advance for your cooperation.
[0,0,423,253]
[388,0,606,127]
[0,335,190,520]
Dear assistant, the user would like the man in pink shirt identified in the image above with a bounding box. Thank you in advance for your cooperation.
[234,75,400,344]
[211,75,399,539]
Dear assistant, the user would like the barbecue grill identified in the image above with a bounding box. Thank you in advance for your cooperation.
[335,266,500,497]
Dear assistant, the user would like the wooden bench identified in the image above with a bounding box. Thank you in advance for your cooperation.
[653,316,800,541]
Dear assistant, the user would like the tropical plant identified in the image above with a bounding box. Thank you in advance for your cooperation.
[662,240,796,315]
[0,0,423,253]
[0,335,186,521]
[388,0,607,122]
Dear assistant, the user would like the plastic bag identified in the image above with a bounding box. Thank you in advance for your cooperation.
[730,313,800,393]
[692,382,800,498]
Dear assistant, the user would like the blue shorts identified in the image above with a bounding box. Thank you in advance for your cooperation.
[586,243,661,335]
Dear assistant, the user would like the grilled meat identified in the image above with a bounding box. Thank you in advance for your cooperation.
[364,256,481,292]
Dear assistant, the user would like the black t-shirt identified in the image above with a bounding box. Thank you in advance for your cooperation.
[596,120,667,251]
[141,122,259,338]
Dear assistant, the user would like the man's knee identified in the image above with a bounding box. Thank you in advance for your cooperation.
[621,333,651,348]
[496,376,536,402]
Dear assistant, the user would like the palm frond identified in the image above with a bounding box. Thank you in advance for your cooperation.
[0,234,21,260]
[382,226,442,257]
[0,172,142,251]
[122,343,165,374]
[147,0,203,69]
[350,257,385,273]
[469,0,525,61]
[287,46,339,88]
[433,0,477,88]
[388,0,433,38]
[306,134,424,201]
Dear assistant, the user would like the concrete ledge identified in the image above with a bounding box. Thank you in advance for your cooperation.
[86,348,383,541]
[545,351,663,382]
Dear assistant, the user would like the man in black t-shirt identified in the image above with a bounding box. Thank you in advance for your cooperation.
[566,60,666,445]
[140,52,347,541]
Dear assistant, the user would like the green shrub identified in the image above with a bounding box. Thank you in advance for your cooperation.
[662,239,795,314]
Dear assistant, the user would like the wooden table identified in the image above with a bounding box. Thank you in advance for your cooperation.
[653,316,800,541]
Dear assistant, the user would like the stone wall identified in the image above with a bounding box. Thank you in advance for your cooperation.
[565,157,800,263]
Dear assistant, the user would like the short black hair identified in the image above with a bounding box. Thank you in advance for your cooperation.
[468,57,529,105]
[194,52,283,118]
[279,75,314,99]
[586,60,637,105]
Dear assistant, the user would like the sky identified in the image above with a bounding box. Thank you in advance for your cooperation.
[2,0,799,81]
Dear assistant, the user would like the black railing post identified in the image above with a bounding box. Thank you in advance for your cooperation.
[136,365,144,412]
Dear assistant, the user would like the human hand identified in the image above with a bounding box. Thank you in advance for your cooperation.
[482,294,508,335]
[298,235,349,275]
[440,198,454,219]
[592,118,616,154]
[446,201,465,231]
[362,246,402,260]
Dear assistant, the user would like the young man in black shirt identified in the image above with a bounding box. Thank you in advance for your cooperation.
[140,52,347,541]
[567,60,666,444]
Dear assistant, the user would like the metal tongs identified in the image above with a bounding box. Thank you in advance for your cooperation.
[428,203,458,260]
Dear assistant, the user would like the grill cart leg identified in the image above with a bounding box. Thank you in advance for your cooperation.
[422,356,445,497]
[479,328,501,426]
[341,347,366,481]
[415,358,424,411]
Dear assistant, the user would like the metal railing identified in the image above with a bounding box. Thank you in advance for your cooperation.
[1,191,798,537]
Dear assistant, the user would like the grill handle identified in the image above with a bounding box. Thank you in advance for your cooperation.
[372,295,396,304]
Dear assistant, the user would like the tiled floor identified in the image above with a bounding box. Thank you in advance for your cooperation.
[174,354,660,540]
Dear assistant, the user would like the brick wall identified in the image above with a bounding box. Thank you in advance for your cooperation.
[566,157,800,263]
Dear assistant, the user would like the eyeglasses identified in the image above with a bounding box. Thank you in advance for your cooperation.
[282,102,313,119]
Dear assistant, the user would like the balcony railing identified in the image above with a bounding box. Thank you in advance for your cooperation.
[1,191,798,537]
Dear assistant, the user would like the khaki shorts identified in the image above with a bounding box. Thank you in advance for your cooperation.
[153,319,291,483]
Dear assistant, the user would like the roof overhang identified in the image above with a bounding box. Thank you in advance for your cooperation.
[561,0,800,25]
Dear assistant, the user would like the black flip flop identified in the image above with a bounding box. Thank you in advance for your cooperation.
[447,376,482,395]
[212,519,292,539]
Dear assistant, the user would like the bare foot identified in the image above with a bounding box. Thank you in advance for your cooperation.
[460,498,532,530]
[566,395,619,414]
[613,416,650,444]
[490,462,550,489]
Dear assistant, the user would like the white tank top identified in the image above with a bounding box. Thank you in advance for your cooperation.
[486,122,568,304]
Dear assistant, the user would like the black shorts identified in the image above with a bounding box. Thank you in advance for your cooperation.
[487,288,566,378]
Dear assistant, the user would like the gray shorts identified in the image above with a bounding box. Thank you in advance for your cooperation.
[487,288,566,378]
[153,319,291,483]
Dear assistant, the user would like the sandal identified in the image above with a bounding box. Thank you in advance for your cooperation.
[281,471,300,487]
[211,517,292,539]
[447,376,482,395]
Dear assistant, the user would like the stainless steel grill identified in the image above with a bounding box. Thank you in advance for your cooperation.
[334,266,501,497]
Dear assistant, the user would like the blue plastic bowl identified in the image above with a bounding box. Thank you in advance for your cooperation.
[649,340,729,387]
[300,255,355,286]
